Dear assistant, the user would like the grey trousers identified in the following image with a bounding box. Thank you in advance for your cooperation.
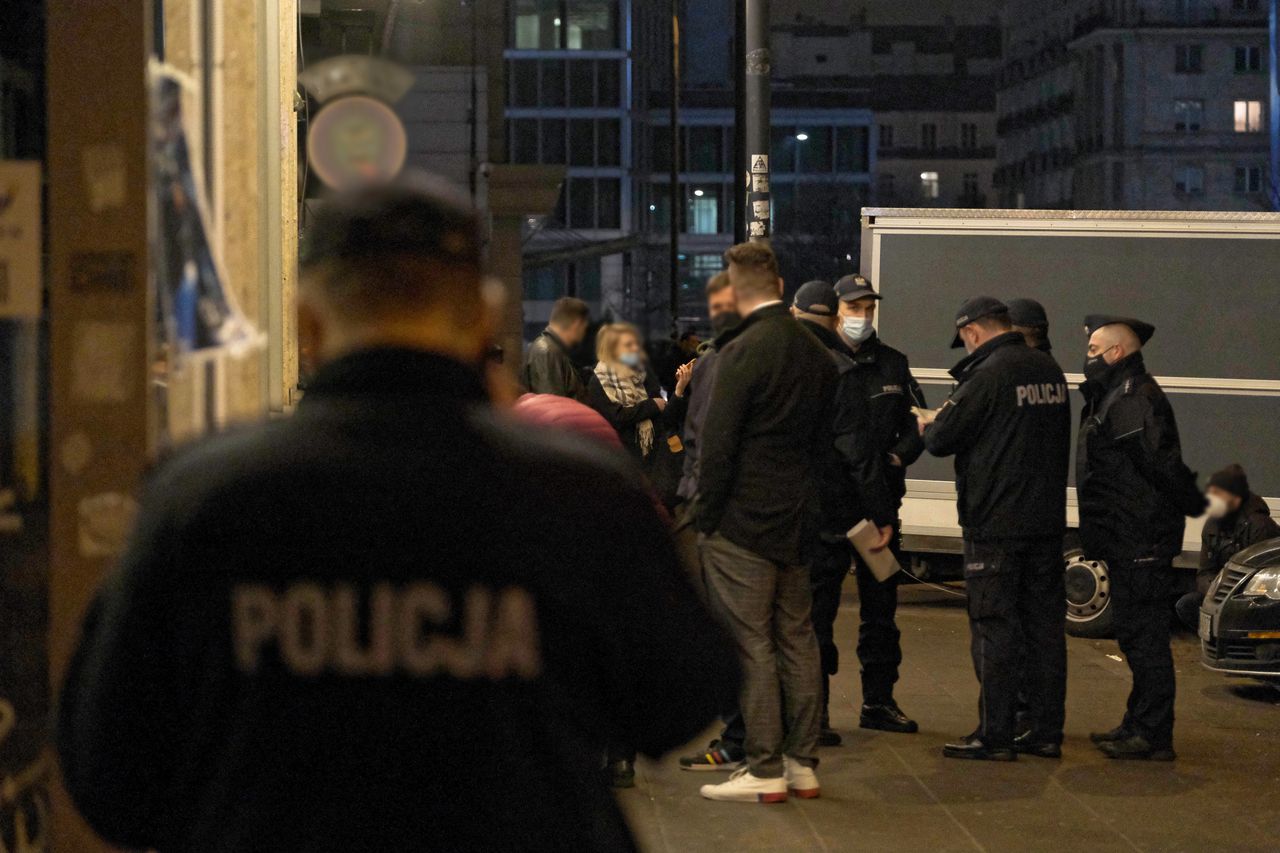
[700,532,821,777]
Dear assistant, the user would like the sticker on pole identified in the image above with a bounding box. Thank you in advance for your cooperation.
[752,174,770,193]
[751,154,769,173]
[749,221,768,237]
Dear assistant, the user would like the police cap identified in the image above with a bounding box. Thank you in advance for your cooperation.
[951,295,1009,349]
[793,280,838,316]
[834,274,882,303]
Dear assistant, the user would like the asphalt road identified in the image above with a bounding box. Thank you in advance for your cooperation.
[618,583,1280,852]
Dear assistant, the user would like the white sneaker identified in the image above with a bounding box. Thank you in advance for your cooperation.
[783,757,821,799]
[699,767,788,803]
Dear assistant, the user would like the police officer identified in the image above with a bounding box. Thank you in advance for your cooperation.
[921,297,1072,761]
[1007,298,1052,354]
[1077,315,1204,761]
[57,177,741,851]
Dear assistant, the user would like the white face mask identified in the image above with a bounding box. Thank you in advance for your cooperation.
[1206,493,1230,520]
[842,316,873,343]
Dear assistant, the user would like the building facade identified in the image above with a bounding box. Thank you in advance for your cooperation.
[998,0,1270,210]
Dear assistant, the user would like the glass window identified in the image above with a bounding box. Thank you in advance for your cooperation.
[1174,165,1205,194]
[1174,99,1203,132]
[511,118,538,163]
[652,125,672,172]
[568,60,595,107]
[596,60,621,107]
[651,182,672,230]
[597,120,621,166]
[798,128,833,173]
[568,177,596,228]
[575,259,603,301]
[771,181,795,231]
[513,0,561,50]
[961,122,978,150]
[1235,46,1263,72]
[962,172,979,200]
[509,60,539,107]
[1235,165,1263,193]
[540,119,566,164]
[523,265,564,301]
[1234,99,1264,132]
[920,124,938,150]
[1174,44,1204,74]
[920,170,940,199]
[835,126,868,172]
[596,178,621,229]
[877,173,896,203]
[687,186,720,235]
[566,1,617,50]
[569,118,595,165]
[539,61,565,107]
[878,124,893,150]
[770,126,797,173]
[688,126,723,172]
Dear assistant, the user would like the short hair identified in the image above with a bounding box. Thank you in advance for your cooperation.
[300,173,482,320]
[705,271,731,297]
[724,242,780,299]
[595,322,641,364]
[550,296,590,327]
[973,311,1012,334]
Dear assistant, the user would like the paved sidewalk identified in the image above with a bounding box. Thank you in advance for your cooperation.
[619,585,1280,852]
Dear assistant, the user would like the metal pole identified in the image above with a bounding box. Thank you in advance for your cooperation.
[669,1,681,329]
[743,0,771,243]
[1270,0,1280,209]
[732,0,746,244]
[468,0,479,201]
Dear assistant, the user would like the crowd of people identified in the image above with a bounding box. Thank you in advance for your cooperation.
[53,177,1276,850]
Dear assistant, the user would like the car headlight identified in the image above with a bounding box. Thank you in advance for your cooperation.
[1242,568,1280,600]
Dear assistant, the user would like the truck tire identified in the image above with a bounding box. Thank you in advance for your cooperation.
[1064,544,1114,639]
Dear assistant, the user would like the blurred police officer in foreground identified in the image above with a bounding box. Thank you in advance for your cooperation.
[823,275,925,737]
[1007,298,1052,354]
[57,175,740,852]
[1077,316,1204,761]
[921,297,1071,761]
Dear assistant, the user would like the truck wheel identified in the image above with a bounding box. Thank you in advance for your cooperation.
[1064,546,1114,639]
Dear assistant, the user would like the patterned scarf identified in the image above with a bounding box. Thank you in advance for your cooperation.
[594,360,655,456]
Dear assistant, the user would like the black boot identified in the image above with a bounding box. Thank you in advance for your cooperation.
[860,701,919,734]
[1097,735,1175,761]
[818,675,842,746]
[1013,731,1062,759]
[1089,724,1131,745]
[943,734,1017,762]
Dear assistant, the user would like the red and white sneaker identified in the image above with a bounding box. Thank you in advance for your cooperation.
[783,757,821,799]
[699,767,788,803]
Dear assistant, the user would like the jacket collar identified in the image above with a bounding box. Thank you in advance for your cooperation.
[798,318,853,357]
[849,331,883,365]
[302,347,488,404]
[949,331,1024,382]
[540,328,570,352]
[1081,351,1148,400]
[715,301,790,348]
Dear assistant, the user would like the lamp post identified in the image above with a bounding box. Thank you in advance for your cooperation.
[743,0,771,243]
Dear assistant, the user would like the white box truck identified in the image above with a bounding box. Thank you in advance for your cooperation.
[860,208,1280,637]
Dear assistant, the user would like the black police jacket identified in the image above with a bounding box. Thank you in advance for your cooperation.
[923,332,1072,541]
[800,322,925,532]
[522,328,586,401]
[57,348,739,853]
[1077,352,1205,563]
[695,304,838,565]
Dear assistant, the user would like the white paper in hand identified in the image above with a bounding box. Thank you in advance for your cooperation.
[847,520,901,582]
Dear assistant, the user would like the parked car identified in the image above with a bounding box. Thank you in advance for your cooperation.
[1200,537,1280,682]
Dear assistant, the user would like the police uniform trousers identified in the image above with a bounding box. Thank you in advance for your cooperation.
[1109,559,1176,749]
[962,537,1067,748]
[810,523,904,711]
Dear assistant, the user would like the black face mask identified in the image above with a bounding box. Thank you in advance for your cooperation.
[1082,346,1116,383]
[711,310,742,336]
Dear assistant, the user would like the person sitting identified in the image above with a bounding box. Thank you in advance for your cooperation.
[1176,464,1279,630]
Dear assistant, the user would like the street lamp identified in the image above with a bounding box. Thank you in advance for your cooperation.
[795,132,809,141]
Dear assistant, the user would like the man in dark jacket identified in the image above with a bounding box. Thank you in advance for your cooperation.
[1077,315,1205,760]
[522,296,590,400]
[1007,297,1052,354]
[696,242,838,803]
[1175,464,1280,629]
[57,177,740,852]
[922,297,1072,762]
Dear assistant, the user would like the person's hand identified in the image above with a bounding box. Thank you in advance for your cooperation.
[674,361,694,397]
[869,524,894,552]
[915,408,937,435]
[653,397,668,412]
[888,453,903,468]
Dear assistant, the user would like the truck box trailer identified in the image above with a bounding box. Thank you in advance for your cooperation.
[860,208,1280,637]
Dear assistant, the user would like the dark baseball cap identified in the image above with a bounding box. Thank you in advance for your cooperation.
[951,296,1009,348]
[1007,298,1048,328]
[1083,314,1155,345]
[793,280,838,316]
[834,274,882,302]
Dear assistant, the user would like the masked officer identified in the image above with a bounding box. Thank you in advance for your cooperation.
[1007,298,1052,354]
[1077,315,1205,761]
[921,297,1072,761]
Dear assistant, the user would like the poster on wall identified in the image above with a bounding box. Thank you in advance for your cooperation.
[0,160,42,320]
[147,62,261,361]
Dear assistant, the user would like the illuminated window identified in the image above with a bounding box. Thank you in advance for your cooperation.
[920,171,940,199]
[1234,99,1264,132]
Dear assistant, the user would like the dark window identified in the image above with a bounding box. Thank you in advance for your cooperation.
[836,126,868,172]
[568,60,595,106]
[1174,165,1204,194]
[510,60,540,107]
[596,178,621,229]
[1174,44,1204,74]
[568,177,596,228]
[961,122,978,150]
[1233,0,1261,11]
[770,181,795,231]
[651,182,672,230]
[920,123,938,150]
[798,128,833,173]
[878,173,895,202]
[1235,46,1263,72]
[597,120,621,166]
[652,125,672,172]
[576,259,603,300]
[523,265,564,301]
[596,60,621,106]
[539,61,565,107]
[566,1,617,50]
[511,118,538,163]
[878,124,893,150]
[540,119,566,164]
[688,126,723,172]
[512,0,561,50]
[770,126,797,173]
[1174,99,1203,132]
[1235,165,1263,192]
[569,118,595,166]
